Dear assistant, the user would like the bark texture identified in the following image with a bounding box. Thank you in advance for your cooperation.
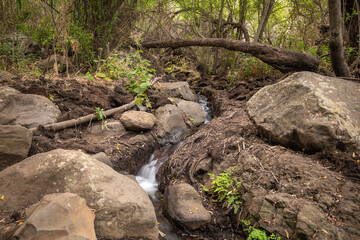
[142,38,320,73]
[328,0,352,77]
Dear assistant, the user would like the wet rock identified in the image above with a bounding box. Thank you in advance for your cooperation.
[174,98,206,127]
[90,120,126,136]
[155,104,189,144]
[247,71,360,153]
[0,125,32,170]
[14,193,96,240]
[0,86,61,128]
[154,82,197,101]
[163,183,211,230]
[0,149,158,240]
[93,152,113,168]
[120,110,157,131]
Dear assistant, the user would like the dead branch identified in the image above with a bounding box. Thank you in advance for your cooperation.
[142,38,320,73]
[31,100,136,132]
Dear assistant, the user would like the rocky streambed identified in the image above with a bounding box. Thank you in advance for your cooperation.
[0,70,359,240]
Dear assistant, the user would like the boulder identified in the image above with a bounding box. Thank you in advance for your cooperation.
[6,33,41,55]
[0,87,61,128]
[92,152,113,168]
[155,104,189,144]
[154,82,197,101]
[163,183,211,230]
[120,110,157,131]
[0,149,158,240]
[247,72,360,152]
[89,120,126,136]
[174,98,206,127]
[14,193,96,240]
[0,125,32,170]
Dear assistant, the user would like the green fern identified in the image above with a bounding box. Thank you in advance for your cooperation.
[205,167,242,214]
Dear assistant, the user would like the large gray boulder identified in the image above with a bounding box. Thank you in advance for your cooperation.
[120,110,157,131]
[0,125,32,170]
[155,104,189,144]
[14,193,96,240]
[0,149,158,240]
[163,183,211,230]
[154,82,197,101]
[0,87,61,128]
[247,72,360,152]
[174,98,206,127]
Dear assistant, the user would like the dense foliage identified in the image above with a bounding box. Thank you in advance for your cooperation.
[0,0,358,79]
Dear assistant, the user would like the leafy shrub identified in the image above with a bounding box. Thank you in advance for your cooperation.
[0,36,35,72]
[242,220,281,240]
[203,167,242,214]
[96,49,154,108]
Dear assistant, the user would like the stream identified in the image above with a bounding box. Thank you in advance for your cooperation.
[136,93,213,240]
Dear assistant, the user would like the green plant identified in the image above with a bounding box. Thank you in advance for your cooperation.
[95,107,108,130]
[242,220,281,240]
[203,167,242,214]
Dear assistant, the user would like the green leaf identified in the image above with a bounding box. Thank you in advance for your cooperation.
[135,97,143,105]
[96,72,106,78]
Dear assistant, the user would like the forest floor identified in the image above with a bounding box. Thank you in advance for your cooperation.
[0,69,359,239]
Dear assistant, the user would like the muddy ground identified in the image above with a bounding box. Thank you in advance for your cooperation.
[0,71,359,239]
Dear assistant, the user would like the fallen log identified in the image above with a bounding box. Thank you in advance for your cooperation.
[30,100,136,132]
[142,38,320,73]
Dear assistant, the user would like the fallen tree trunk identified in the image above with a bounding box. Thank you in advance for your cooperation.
[30,100,136,132]
[142,38,320,73]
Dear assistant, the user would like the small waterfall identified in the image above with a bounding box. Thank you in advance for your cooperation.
[136,154,161,200]
[135,94,213,239]
[198,94,212,123]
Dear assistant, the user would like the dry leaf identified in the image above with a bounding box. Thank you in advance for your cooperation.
[285,229,289,239]
[0,195,4,200]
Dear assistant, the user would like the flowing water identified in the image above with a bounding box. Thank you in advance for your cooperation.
[136,94,212,239]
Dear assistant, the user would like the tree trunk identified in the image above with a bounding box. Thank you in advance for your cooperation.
[328,0,352,77]
[142,38,320,73]
[254,0,275,42]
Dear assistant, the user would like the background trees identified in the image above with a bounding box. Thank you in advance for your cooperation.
[0,0,358,79]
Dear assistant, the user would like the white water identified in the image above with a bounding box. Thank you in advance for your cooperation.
[135,154,162,200]
[198,93,212,123]
[135,94,213,239]
[136,94,212,200]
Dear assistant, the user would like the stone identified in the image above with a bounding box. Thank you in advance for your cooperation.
[14,193,96,240]
[174,98,206,127]
[0,149,158,240]
[154,82,197,101]
[0,70,16,82]
[0,87,61,128]
[5,33,41,56]
[90,120,126,136]
[247,71,360,153]
[37,54,66,72]
[92,152,113,168]
[155,104,189,144]
[0,125,32,170]
[163,183,211,230]
[120,110,157,131]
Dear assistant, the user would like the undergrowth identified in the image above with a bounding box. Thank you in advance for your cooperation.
[242,220,281,240]
[93,49,155,108]
[203,167,242,214]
